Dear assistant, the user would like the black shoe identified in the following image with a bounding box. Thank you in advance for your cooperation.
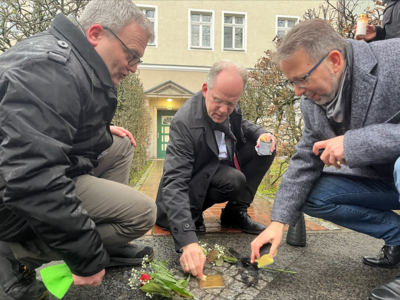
[195,214,206,233]
[369,272,400,300]
[363,245,400,269]
[0,241,48,300]
[220,208,267,235]
[106,242,155,267]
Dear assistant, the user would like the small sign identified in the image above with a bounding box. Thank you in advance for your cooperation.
[198,274,225,289]
[167,105,172,110]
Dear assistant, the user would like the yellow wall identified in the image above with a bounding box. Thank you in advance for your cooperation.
[137,0,324,68]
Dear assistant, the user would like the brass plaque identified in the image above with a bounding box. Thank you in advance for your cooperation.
[198,275,225,289]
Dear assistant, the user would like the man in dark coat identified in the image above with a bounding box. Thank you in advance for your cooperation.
[156,60,276,278]
[0,1,156,299]
[250,20,400,300]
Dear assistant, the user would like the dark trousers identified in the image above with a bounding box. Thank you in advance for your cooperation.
[202,139,275,212]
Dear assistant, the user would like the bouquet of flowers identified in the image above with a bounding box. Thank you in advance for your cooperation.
[199,242,238,266]
[129,256,195,299]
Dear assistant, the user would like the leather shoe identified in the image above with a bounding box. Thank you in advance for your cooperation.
[0,241,48,300]
[363,245,400,269]
[220,208,267,235]
[107,242,155,267]
[369,272,400,300]
[195,214,206,233]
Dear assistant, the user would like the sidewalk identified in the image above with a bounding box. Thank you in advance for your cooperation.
[27,160,392,300]
[139,160,336,236]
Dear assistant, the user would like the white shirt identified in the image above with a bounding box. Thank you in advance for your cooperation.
[214,130,228,160]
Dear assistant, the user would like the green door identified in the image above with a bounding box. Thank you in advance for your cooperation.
[157,110,176,159]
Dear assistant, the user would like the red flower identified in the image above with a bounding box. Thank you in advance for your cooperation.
[139,273,151,285]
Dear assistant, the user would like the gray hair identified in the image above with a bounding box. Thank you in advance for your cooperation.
[206,60,248,90]
[79,0,154,43]
[276,19,346,63]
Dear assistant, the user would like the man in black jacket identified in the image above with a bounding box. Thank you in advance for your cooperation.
[0,1,156,299]
[156,60,276,278]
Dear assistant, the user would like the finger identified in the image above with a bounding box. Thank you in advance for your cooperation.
[180,257,190,273]
[328,154,341,169]
[313,141,326,155]
[131,137,137,147]
[113,128,126,138]
[256,138,260,147]
[185,254,198,277]
[191,252,203,278]
[269,240,279,258]
[250,240,261,263]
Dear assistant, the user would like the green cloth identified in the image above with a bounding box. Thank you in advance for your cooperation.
[40,264,73,299]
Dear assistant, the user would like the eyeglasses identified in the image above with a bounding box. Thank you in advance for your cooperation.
[284,50,341,88]
[102,26,143,66]
[212,98,238,109]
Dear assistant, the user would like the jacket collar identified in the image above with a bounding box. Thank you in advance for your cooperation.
[50,14,114,88]
[347,39,378,129]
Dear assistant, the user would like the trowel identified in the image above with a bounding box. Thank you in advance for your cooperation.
[255,243,276,268]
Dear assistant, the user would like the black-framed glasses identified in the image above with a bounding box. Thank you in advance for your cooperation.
[284,49,341,88]
[102,26,143,66]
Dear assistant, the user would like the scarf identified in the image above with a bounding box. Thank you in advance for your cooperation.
[321,41,353,135]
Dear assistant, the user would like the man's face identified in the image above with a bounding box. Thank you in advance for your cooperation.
[280,48,340,105]
[202,69,244,123]
[92,21,148,86]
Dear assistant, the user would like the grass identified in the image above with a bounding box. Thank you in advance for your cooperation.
[257,158,289,198]
[129,161,153,187]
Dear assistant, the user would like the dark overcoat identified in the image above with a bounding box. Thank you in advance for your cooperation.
[156,91,267,251]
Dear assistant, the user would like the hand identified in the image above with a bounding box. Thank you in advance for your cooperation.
[313,136,347,169]
[354,24,376,41]
[251,221,284,263]
[110,126,136,147]
[180,243,206,279]
[256,133,277,152]
[72,269,105,287]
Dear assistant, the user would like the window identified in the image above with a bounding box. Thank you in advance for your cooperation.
[138,4,157,47]
[189,9,214,50]
[222,11,246,51]
[276,16,299,38]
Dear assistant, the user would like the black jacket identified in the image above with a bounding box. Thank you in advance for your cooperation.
[0,14,116,276]
[155,91,267,251]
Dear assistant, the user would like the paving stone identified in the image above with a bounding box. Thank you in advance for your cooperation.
[222,274,234,286]
[245,287,260,297]
[224,266,239,276]
[199,294,216,300]
[214,266,228,272]
[188,288,206,299]
[206,288,223,295]
[230,280,248,293]
[219,287,240,299]
[254,279,268,290]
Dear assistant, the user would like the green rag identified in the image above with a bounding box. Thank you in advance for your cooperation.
[40,264,73,299]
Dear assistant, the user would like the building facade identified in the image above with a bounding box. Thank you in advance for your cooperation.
[136,0,324,159]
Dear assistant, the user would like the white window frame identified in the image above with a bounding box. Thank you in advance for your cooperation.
[276,15,299,38]
[188,9,214,51]
[221,11,247,52]
[137,4,158,47]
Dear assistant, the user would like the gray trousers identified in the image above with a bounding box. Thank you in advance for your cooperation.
[9,135,156,269]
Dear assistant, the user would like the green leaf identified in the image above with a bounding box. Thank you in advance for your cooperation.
[162,281,194,299]
[223,256,238,264]
[207,249,219,263]
[176,274,191,288]
[149,272,177,283]
[215,257,224,266]
[140,282,172,298]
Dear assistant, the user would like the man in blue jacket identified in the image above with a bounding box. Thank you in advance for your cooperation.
[250,19,400,300]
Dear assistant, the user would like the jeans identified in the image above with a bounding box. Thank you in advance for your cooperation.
[303,157,400,246]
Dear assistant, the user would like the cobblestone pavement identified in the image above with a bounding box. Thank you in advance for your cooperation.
[1,160,392,300]
[36,232,392,300]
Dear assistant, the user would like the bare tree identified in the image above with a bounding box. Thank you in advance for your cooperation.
[0,0,90,52]
[303,0,384,38]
